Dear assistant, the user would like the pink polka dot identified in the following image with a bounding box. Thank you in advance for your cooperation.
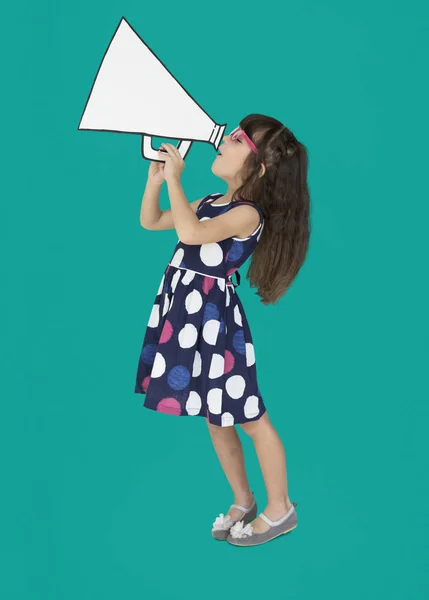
[142,376,151,392]
[226,267,238,277]
[166,265,170,274]
[224,350,235,373]
[202,276,215,295]
[225,251,229,262]
[157,397,181,416]
[160,320,173,343]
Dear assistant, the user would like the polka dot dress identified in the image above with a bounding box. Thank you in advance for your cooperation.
[134,193,266,427]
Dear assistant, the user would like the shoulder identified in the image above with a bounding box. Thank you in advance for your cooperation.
[227,202,263,239]
[228,201,264,221]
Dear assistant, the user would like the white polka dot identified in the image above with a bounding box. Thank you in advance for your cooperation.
[217,278,226,292]
[244,395,260,418]
[185,289,203,314]
[186,391,202,415]
[178,323,198,348]
[257,222,264,242]
[226,374,246,399]
[225,286,231,307]
[162,294,170,317]
[246,343,255,366]
[157,274,165,296]
[234,305,242,326]
[207,388,222,414]
[200,242,223,266]
[209,353,224,378]
[151,352,166,377]
[182,270,196,285]
[148,303,160,327]
[199,216,210,222]
[171,269,181,292]
[203,319,221,345]
[221,412,235,427]
[170,248,184,267]
[192,350,202,377]
[170,295,174,311]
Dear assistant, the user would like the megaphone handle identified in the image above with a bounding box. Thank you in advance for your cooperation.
[176,139,192,159]
[142,135,192,161]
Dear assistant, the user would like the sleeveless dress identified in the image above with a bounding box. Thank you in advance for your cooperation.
[134,192,267,427]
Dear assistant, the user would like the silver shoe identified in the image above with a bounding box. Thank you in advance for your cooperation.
[211,492,257,540]
[227,501,298,546]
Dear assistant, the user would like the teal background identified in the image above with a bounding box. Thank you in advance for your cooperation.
[2,1,428,598]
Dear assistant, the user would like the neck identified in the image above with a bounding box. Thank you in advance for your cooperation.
[222,183,239,202]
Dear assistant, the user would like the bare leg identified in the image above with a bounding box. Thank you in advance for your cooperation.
[206,419,254,521]
[240,412,293,533]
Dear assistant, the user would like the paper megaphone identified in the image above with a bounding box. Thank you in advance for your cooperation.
[78,17,227,162]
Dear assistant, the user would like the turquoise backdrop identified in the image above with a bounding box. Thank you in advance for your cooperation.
[2,1,428,599]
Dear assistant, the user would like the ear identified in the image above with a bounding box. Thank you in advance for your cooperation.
[259,162,266,178]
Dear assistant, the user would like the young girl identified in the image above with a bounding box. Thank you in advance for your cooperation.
[135,114,310,547]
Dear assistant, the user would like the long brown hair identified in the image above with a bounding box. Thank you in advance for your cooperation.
[230,114,311,305]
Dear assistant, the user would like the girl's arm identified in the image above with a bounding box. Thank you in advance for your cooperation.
[140,180,163,228]
[167,179,259,244]
[140,182,205,231]
[140,180,204,231]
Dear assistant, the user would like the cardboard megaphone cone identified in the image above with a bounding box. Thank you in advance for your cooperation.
[78,17,227,161]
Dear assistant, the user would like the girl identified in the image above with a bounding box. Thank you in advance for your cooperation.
[135,114,310,546]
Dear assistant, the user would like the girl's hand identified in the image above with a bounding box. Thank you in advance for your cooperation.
[147,160,165,186]
[158,143,185,184]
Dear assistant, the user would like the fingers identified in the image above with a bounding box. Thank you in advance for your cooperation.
[160,143,182,158]
[158,144,170,158]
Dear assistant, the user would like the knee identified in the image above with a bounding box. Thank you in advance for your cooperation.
[239,413,270,437]
[239,420,260,437]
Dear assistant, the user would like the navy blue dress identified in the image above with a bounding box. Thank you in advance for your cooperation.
[134,192,267,427]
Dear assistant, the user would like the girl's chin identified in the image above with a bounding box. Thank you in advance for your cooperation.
[210,165,224,179]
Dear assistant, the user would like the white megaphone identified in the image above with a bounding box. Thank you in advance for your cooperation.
[78,17,227,162]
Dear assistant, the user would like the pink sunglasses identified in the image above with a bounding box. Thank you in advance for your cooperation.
[229,127,265,164]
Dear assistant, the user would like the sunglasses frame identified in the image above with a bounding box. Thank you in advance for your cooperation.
[229,127,265,165]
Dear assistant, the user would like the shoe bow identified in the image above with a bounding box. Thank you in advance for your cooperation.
[212,513,234,531]
[229,520,254,539]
